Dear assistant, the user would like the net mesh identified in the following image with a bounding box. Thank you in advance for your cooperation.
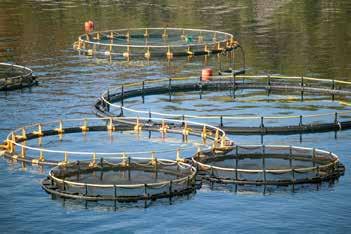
[193,145,343,185]
[0,63,34,90]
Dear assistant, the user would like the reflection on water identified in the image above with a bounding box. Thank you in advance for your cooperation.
[202,178,341,196]
[0,0,351,232]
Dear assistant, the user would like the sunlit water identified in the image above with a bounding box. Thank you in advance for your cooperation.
[0,0,351,233]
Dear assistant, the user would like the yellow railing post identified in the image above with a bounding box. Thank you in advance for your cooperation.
[107,117,115,131]
[80,119,89,132]
[33,124,43,136]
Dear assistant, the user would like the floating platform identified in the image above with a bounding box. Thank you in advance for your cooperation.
[0,63,37,91]
[73,27,241,60]
[41,157,196,202]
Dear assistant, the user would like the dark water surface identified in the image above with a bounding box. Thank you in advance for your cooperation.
[0,0,351,233]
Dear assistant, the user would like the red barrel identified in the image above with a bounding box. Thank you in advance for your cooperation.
[201,68,213,81]
[84,20,94,33]
[88,20,94,30]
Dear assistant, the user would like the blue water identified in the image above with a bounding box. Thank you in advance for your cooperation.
[1,0,351,233]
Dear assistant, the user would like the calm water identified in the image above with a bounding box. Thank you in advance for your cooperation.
[0,0,351,233]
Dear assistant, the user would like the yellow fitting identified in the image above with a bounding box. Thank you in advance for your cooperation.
[31,159,39,165]
[77,40,82,50]
[55,121,64,134]
[204,44,210,54]
[80,119,89,132]
[107,117,115,131]
[95,32,100,40]
[187,46,193,55]
[38,150,45,162]
[182,123,190,136]
[12,155,18,160]
[198,35,204,43]
[197,146,201,155]
[134,118,142,132]
[21,142,26,158]
[159,120,169,133]
[123,46,130,59]
[121,152,128,167]
[212,32,217,41]
[33,124,44,137]
[176,149,184,162]
[151,151,157,166]
[123,52,130,58]
[109,32,114,39]
[166,47,173,60]
[144,47,151,60]
[64,152,68,162]
[11,133,16,153]
[87,49,93,56]
[6,139,13,153]
[59,152,69,166]
[144,28,149,37]
[89,152,97,167]
[217,42,223,51]
[230,37,237,47]
[220,137,226,148]
[109,43,113,53]
[214,129,220,141]
[162,28,168,38]
[181,29,186,40]
[1,140,9,151]
[201,126,207,140]
[16,128,27,140]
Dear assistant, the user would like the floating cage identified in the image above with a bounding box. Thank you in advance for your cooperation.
[41,157,196,202]
[95,74,351,134]
[73,28,240,60]
[193,144,345,185]
[1,117,231,166]
[0,63,37,91]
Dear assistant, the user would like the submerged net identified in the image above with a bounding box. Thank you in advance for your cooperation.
[193,144,344,185]
[0,63,35,90]
[42,157,196,201]
[73,28,239,59]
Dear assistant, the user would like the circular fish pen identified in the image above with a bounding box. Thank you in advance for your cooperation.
[95,75,351,134]
[0,117,231,166]
[41,157,196,202]
[73,27,240,60]
[0,63,37,91]
[193,144,345,185]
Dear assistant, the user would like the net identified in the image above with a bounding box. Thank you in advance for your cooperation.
[0,63,36,91]
[42,157,196,202]
[193,144,344,185]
